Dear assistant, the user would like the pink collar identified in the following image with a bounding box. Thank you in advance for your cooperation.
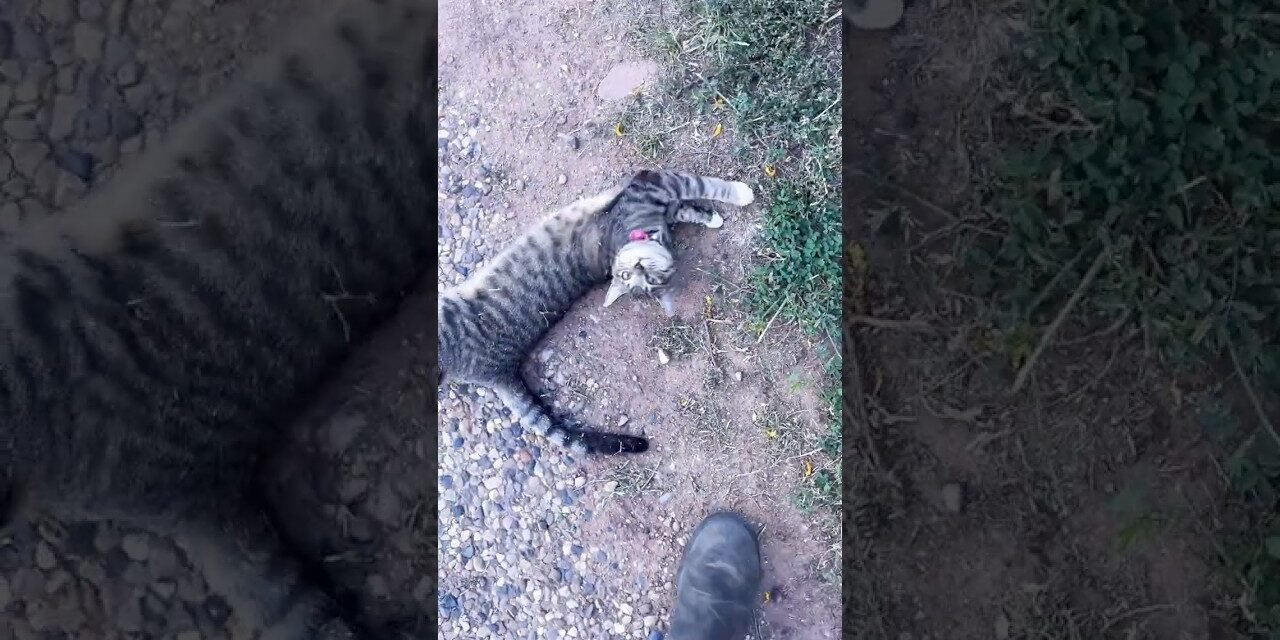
[628,229,648,242]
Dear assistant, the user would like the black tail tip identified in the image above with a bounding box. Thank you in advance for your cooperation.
[581,433,649,455]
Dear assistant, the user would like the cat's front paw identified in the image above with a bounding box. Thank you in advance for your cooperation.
[706,212,725,228]
[729,182,755,207]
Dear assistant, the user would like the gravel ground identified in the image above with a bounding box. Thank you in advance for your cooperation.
[435,100,670,639]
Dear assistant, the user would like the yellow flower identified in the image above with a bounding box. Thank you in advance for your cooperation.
[762,590,772,604]
[802,458,814,478]
[711,123,723,138]
[713,95,726,110]
[614,122,624,137]
[763,164,777,178]
[765,429,778,440]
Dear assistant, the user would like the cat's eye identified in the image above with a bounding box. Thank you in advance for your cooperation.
[619,270,631,279]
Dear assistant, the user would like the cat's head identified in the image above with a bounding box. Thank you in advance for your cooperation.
[604,239,676,317]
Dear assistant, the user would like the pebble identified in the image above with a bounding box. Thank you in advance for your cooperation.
[941,483,964,513]
[121,533,150,562]
[34,543,57,570]
[12,23,49,61]
[72,23,106,59]
[54,148,95,183]
[3,117,41,141]
[557,173,567,185]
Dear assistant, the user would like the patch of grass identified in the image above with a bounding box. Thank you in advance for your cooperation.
[621,0,842,341]
[753,405,839,514]
[603,462,659,497]
[676,393,730,448]
[976,0,1278,633]
[969,0,1279,372]
[650,320,702,358]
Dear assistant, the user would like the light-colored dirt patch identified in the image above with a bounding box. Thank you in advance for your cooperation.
[596,60,658,101]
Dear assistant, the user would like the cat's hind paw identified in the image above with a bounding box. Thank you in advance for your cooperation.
[729,182,755,207]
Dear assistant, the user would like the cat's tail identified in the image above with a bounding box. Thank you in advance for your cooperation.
[493,381,649,455]
[630,169,755,207]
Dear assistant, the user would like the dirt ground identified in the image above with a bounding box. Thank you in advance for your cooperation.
[842,2,1242,639]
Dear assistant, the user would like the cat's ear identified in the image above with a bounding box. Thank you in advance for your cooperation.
[659,291,676,317]
[603,278,629,307]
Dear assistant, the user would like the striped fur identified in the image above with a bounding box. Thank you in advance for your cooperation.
[437,170,753,455]
[604,170,754,316]
[0,2,433,638]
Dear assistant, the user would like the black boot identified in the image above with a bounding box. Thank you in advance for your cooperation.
[668,512,763,640]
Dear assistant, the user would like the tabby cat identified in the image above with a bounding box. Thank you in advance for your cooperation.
[437,169,753,456]
[603,169,755,316]
[0,2,431,639]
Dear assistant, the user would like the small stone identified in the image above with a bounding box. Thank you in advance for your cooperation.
[102,36,133,70]
[152,579,177,599]
[123,81,154,110]
[14,74,41,102]
[109,106,142,139]
[995,611,1011,639]
[72,23,106,59]
[11,141,49,177]
[55,65,78,94]
[49,95,83,139]
[644,615,658,628]
[3,117,40,141]
[12,23,49,61]
[54,148,94,183]
[116,62,142,86]
[603,480,618,494]
[121,533,150,562]
[40,0,76,25]
[78,0,105,20]
[648,631,664,640]
[18,198,46,218]
[617,415,629,427]
[941,482,963,513]
[557,173,567,185]
[567,136,579,150]
[77,107,111,141]
[657,349,671,365]
[34,542,56,570]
